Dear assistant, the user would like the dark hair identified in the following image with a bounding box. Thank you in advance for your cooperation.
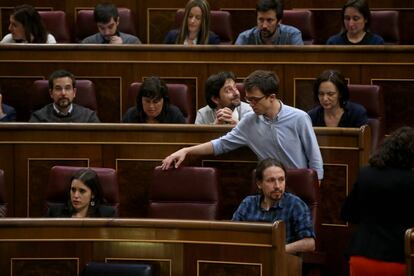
[48,70,76,90]
[94,3,119,24]
[205,71,236,109]
[255,158,287,182]
[341,0,371,32]
[67,168,106,217]
[313,69,349,108]
[11,4,48,43]
[256,0,284,21]
[369,126,414,170]
[136,76,170,122]
[244,70,279,97]
[176,0,211,44]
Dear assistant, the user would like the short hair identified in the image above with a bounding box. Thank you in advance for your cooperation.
[205,71,236,109]
[369,126,414,170]
[256,0,284,21]
[12,4,48,43]
[255,158,287,182]
[313,70,349,108]
[68,168,106,216]
[176,0,211,44]
[136,76,170,122]
[342,0,371,32]
[244,70,279,97]
[48,70,76,90]
[94,3,118,24]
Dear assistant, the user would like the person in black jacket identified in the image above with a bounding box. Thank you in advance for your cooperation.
[341,126,414,275]
[47,168,116,218]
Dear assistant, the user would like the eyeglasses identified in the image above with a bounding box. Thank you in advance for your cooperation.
[245,95,266,104]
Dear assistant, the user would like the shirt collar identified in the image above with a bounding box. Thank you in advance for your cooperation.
[258,193,285,211]
[53,103,73,117]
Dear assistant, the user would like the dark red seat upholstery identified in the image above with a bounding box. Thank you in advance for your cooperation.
[175,9,233,44]
[30,79,98,114]
[39,11,71,43]
[348,84,385,152]
[251,168,324,275]
[148,166,220,220]
[45,166,119,213]
[283,10,315,45]
[0,169,7,217]
[127,82,193,123]
[371,10,400,45]
[75,8,137,42]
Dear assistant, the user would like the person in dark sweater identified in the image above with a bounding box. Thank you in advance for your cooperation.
[122,76,185,124]
[308,69,368,128]
[341,126,414,275]
[29,70,100,122]
[47,168,116,218]
[326,0,384,45]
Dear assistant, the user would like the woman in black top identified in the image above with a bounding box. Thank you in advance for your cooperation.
[341,126,414,275]
[47,168,116,218]
[122,76,185,124]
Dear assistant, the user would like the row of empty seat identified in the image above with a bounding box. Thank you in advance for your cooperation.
[32,8,400,44]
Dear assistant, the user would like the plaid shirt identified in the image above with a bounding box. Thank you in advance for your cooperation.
[232,192,315,243]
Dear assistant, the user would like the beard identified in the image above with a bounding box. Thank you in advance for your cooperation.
[55,98,71,109]
[260,28,276,39]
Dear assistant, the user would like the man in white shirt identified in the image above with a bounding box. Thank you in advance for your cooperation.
[195,71,252,125]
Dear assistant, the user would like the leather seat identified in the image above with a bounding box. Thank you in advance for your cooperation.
[283,10,315,45]
[82,262,153,276]
[75,8,137,42]
[30,79,98,114]
[128,82,193,123]
[348,84,385,152]
[175,9,233,44]
[39,11,71,43]
[0,169,7,217]
[45,166,119,214]
[371,10,400,45]
[148,166,220,220]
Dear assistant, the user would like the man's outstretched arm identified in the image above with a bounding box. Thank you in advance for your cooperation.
[161,142,214,170]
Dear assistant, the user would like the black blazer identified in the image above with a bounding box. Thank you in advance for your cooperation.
[47,203,117,218]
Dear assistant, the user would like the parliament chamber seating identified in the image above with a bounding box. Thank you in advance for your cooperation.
[251,168,325,276]
[371,10,400,45]
[128,82,194,123]
[283,10,315,45]
[175,9,233,44]
[75,8,137,42]
[0,169,6,217]
[38,11,72,43]
[348,84,385,152]
[148,166,220,220]
[82,262,154,276]
[30,79,98,114]
[45,166,120,214]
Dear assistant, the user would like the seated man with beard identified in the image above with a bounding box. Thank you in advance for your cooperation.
[29,70,100,122]
[195,71,252,125]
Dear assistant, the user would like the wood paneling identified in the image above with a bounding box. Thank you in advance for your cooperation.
[0,219,293,276]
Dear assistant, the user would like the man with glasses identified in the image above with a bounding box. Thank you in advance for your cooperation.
[235,0,303,45]
[29,70,100,122]
[161,70,323,181]
[195,71,252,125]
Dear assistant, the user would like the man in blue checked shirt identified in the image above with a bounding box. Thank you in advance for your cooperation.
[232,158,315,254]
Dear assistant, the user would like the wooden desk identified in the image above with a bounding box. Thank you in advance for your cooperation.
[0,218,300,276]
[0,123,370,275]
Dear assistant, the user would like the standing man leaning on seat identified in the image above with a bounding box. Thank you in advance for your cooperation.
[29,70,100,122]
[82,3,141,44]
[232,159,315,254]
[235,0,303,45]
[195,71,252,125]
[162,70,323,181]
